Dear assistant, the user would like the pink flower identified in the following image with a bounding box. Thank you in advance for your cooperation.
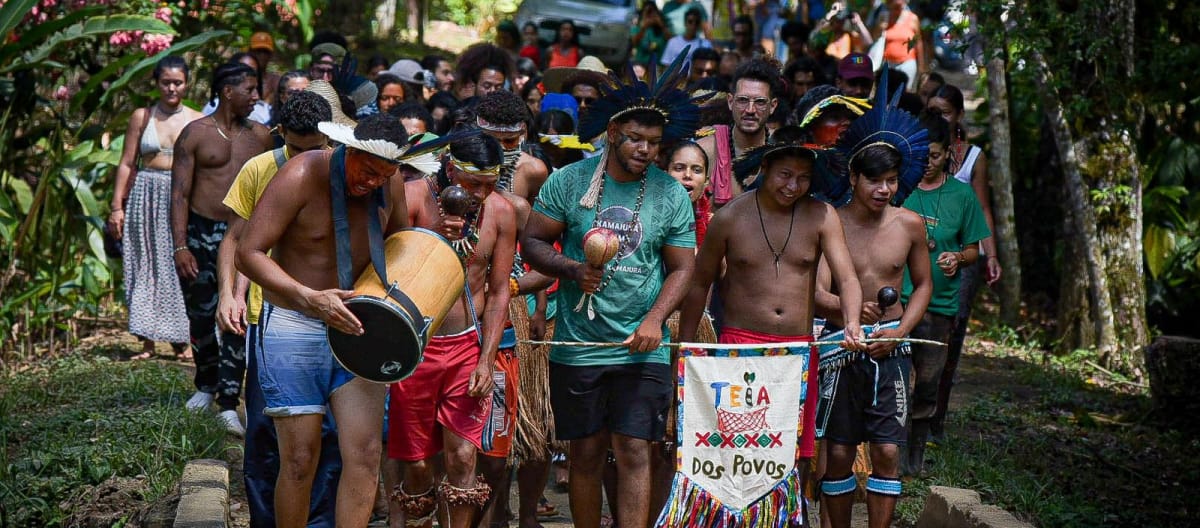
[154,6,171,23]
[140,33,174,55]
[109,31,134,46]
[54,85,70,101]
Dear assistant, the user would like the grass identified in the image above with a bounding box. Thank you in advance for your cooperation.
[0,347,229,526]
[889,327,1198,527]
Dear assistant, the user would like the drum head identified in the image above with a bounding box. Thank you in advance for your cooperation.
[328,297,425,383]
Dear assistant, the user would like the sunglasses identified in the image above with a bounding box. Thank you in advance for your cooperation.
[574,95,597,106]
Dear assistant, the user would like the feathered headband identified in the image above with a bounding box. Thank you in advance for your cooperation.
[797,94,872,129]
[732,141,847,204]
[319,122,480,176]
[578,46,713,142]
[576,47,714,208]
[832,73,929,206]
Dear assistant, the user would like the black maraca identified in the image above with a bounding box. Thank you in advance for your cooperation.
[439,185,474,217]
[877,286,899,309]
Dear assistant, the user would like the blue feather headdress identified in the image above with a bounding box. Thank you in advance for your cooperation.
[731,139,847,204]
[576,47,714,208]
[832,73,929,206]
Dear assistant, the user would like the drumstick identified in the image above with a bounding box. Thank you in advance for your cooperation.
[574,227,621,319]
[518,337,947,349]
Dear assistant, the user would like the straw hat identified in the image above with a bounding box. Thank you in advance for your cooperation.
[306,80,356,127]
[541,55,608,93]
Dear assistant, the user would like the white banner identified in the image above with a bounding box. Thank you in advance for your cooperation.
[678,354,805,510]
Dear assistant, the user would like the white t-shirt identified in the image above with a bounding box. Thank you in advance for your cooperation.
[202,99,272,125]
[660,35,713,66]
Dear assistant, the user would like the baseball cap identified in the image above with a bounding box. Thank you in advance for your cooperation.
[311,42,347,63]
[838,53,873,81]
[249,31,274,52]
[387,59,432,87]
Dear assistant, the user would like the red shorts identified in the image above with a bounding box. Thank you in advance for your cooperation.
[719,326,818,459]
[388,328,492,462]
[481,347,519,458]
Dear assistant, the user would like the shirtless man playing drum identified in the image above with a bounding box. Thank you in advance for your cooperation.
[392,131,518,528]
[235,114,413,528]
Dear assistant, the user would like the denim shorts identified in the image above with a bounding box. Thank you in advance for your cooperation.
[257,301,355,417]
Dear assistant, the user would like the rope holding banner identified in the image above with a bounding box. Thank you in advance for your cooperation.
[518,337,947,350]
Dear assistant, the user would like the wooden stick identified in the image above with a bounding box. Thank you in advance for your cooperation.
[519,337,947,349]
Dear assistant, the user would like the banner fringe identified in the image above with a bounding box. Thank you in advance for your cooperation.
[655,468,803,528]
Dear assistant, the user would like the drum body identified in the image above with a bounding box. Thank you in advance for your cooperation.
[328,228,465,383]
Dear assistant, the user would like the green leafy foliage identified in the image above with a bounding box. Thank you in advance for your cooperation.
[0,1,319,358]
[0,352,228,525]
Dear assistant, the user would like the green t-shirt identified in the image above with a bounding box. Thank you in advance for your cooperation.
[533,156,696,366]
[901,178,991,316]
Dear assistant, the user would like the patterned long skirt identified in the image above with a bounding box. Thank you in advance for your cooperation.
[122,168,190,343]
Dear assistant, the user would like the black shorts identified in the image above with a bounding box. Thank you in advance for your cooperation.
[549,361,672,442]
[816,354,910,446]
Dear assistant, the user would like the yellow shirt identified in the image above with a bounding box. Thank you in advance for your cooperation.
[222,147,289,324]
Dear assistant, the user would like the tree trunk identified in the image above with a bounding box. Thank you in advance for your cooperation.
[984,51,1022,325]
[375,0,397,39]
[1027,47,1120,360]
[413,0,427,44]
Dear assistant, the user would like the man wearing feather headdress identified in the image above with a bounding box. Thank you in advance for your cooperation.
[395,131,518,528]
[678,138,867,519]
[520,52,709,528]
[812,74,934,528]
[236,114,469,527]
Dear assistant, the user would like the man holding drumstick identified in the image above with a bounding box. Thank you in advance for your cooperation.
[520,58,701,528]
[236,114,448,527]
[392,131,518,528]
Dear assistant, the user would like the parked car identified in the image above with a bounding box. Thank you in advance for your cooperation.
[515,0,638,68]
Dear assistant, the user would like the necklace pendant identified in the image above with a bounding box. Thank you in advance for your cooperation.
[773,255,780,276]
[927,239,937,252]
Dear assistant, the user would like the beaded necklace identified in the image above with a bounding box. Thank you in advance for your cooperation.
[589,172,648,295]
[915,172,947,252]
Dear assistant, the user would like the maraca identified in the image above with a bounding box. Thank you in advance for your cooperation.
[877,286,899,308]
[439,185,475,254]
[575,227,622,319]
[439,185,474,217]
[582,227,622,267]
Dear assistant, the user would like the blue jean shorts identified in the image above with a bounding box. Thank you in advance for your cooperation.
[257,301,355,417]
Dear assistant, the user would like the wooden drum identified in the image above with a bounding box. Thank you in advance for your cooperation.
[327,228,465,383]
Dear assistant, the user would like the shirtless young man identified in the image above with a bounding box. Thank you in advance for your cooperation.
[392,132,517,528]
[678,143,866,505]
[695,58,780,208]
[235,114,413,527]
[170,62,272,428]
[813,144,933,528]
[214,90,341,526]
[471,90,556,528]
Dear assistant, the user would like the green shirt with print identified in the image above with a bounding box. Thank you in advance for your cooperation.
[901,177,991,317]
[533,155,696,366]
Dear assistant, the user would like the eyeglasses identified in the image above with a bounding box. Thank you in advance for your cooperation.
[732,96,771,109]
[574,96,597,106]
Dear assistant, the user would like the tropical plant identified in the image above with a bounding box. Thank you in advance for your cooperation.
[0,0,317,361]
